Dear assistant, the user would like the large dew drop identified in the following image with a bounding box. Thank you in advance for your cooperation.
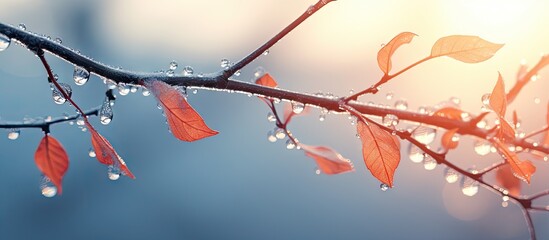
[52,83,72,105]
[412,126,436,145]
[444,168,459,183]
[182,66,194,76]
[107,165,121,181]
[474,140,491,156]
[286,139,296,150]
[408,144,424,163]
[267,130,277,143]
[99,98,114,125]
[73,66,90,85]
[0,33,10,51]
[423,155,437,170]
[382,114,399,127]
[118,83,130,96]
[291,102,305,114]
[460,177,479,197]
[7,128,20,140]
[40,176,57,198]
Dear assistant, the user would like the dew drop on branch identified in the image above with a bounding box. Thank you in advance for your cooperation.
[275,128,286,139]
[169,61,178,70]
[182,66,194,76]
[460,176,479,197]
[73,66,90,86]
[285,139,296,150]
[263,49,270,56]
[394,99,408,110]
[385,92,394,100]
[473,140,491,156]
[7,128,20,140]
[408,144,424,163]
[99,98,114,125]
[142,87,151,96]
[18,23,26,30]
[40,176,57,198]
[76,115,86,126]
[220,59,230,69]
[267,130,277,142]
[291,102,305,114]
[253,67,265,79]
[382,114,399,127]
[0,33,10,51]
[444,168,459,183]
[423,155,437,170]
[267,112,276,122]
[411,126,436,145]
[51,83,72,105]
[118,83,130,96]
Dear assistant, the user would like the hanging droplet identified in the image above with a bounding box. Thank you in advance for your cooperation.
[534,97,541,104]
[474,140,491,156]
[129,86,138,93]
[263,49,270,56]
[88,148,96,158]
[382,114,399,127]
[380,183,389,191]
[192,89,198,94]
[394,99,408,110]
[182,66,194,76]
[481,93,491,107]
[18,23,26,30]
[444,168,459,183]
[76,115,86,126]
[275,128,286,139]
[0,33,11,51]
[267,112,277,122]
[408,144,424,163]
[73,66,90,86]
[142,87,151,96]
[169,61,178,70]
[51,83,72,105]
[267,130,277,142]
[107,165,121,181]
[315,168,321,175]
[286,139,296,149]
[460,177,479,197]
[40,176,57,198]
[385,92,394,100]
[99,98,114,125]
[234,70,241,76]
[253,67,265,79]
[412,126,436,145]
[423,155,437,170]
[7,128,20,140]
[318,114,326,122]
[118,83,130,96]
[220,58,230,69]
[291,102,305,114]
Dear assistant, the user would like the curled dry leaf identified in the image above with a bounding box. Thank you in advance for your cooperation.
[255,73,278,88]
[88,125,135,179]
[34,135,69,194]
[431,35,503,63]
[433,107,465,120]
[144,80,218,142]
[492,139,535,184]
[441,128,459,150]
[495,164,521,196]
[377,32,417,75]
[300,144,354,175]
[357,120,400,187]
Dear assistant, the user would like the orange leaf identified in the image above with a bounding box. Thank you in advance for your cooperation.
[377,32,417,75]
[492,139,535,183]
[495,164,521,196]
[433,107,465,120]
[145,80,218,142]
[357,120,401,187]
[255,73,278,88]
[89,127,135,179]
[301,145,354,175]
[441,128,459,150]
[498,118,515,141]
[512,110,519,128]
[489,73,507,117]
[35,135,69,194]
[430,35,503,63]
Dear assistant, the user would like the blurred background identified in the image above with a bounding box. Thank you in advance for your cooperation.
[1,0,549,239]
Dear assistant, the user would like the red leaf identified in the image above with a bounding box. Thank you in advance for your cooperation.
[492,139,535,183]
[145,80,218,142]
[512,110,519,128]
[255,73,278,88]
[441,128,459,150]
[489,73,507,117]
[377,32,417,75]
[88,124,135,179]
[34,135,69,194]
[301,145,354,175]
[357,120,401,187]
[430,35,503,63]
[495,164,521,196]
[498,118,516,141]
[433,107,465,120]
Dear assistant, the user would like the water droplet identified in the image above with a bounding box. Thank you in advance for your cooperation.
[315,169,321,175]
[99,98,113,125]
[444,168,459,183]
[51,83,72,105]
[412,126,436,145]
[7,128,20,140]
[253,67,265,79]
[107,165,121,181]
[220,58,230,69]
[286,139,296,149]
[88,148,96,158]
[73,66,90,85]
[534,97,541,104]
[394,99,408,110]
[408,144,424,163]
[54,37,62,44]
[234,70,241,76]
[474,140,491,156]
[267,112,277,122]
[382,114,399,127]
[460,177,479,197]
[449,97,461,106]
[182,66,194,76]
[76,115,86,126]
[380,183,389,191]
[385,92,394,100]
[319,114,326,122]
[0,33,10,51]
[275,128,286,139]
[291,102,305,114]
[40,176,57,198]
[423,155,437,170]
[481,93,491,107]
[142,87,151,96]
[307,5,315,14]
[267,130,277,142]
[118,83,130,96]
[263,49,270,56]
[531,75,539,82]
[190,89,197,94]
[169,61,178,70]
[166,70,175,77]
[18,23,26,30]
